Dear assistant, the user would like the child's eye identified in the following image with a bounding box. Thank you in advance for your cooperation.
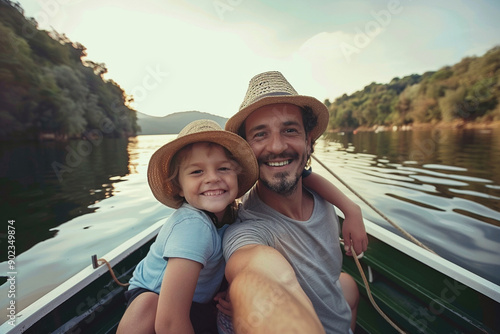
[189,169,203,175]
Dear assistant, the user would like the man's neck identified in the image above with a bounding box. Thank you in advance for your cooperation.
[256,180,314,221]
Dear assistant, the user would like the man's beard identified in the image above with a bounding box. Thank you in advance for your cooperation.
[258,152,307,196]
[260,171,300,196]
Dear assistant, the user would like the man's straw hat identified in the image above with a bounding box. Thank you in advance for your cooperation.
[148,119,258,208]
[225,71,329,141]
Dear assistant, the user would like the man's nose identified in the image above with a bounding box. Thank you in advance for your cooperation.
[268,132,287,153]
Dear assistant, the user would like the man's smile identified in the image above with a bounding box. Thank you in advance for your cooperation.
[266,160,293,167]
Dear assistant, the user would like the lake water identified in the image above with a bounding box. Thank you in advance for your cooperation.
[1,128,499,321]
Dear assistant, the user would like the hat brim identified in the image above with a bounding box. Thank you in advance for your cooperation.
[148,130,259,208]
[225,95,329,141]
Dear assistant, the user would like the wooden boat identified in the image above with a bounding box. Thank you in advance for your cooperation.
[1,214,498,334]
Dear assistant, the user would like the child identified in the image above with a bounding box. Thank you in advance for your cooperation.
[116,119,259,334]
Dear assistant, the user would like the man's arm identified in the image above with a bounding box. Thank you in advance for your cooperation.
[303,172,368,256]
[225,244,325,334]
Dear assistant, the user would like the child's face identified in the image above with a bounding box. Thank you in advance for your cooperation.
[178,142,239,221]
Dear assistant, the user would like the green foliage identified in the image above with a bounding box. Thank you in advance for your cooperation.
[0,1,139,141]
[328,46,500,130]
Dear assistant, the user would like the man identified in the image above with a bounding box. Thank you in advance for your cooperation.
[222,71,365,333]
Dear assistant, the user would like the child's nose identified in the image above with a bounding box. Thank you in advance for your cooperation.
[205,169,221,182]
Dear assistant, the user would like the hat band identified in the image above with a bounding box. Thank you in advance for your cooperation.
[242,91,293,110]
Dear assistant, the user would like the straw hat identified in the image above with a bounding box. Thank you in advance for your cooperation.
[225,71,329,141]
[148,119,258,209]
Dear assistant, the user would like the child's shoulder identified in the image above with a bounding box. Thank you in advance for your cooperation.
[158,204,215,239]
[165,204,215,231]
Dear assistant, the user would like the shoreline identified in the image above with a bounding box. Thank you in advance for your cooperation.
[331,120,500,133]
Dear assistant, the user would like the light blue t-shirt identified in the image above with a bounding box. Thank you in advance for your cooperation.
[128,203,227,303]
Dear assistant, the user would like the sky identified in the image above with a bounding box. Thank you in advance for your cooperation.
[17,0,500,118]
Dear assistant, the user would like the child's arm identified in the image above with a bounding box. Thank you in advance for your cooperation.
[303,172,368,256]
[156,258,202,334]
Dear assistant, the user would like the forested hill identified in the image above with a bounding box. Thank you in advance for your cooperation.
[0,0,139,141]
[326,46,500,131]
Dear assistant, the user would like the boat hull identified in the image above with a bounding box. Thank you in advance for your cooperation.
[342,219,499,334]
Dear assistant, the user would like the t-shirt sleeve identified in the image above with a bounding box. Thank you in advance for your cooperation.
[163,218,214,267]
[222,219,272,261]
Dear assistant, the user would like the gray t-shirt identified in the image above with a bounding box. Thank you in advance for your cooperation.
[223,187,351,334]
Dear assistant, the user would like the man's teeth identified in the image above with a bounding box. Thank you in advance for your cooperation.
[267,160,291,167]
[204,190,224,196]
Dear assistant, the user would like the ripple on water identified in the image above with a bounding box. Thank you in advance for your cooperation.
[410,175,469,186]
[423,164,468,172]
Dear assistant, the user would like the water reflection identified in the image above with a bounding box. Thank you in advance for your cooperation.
[319,128,500,284]
[0,135,174,315]
[0,137,130,256]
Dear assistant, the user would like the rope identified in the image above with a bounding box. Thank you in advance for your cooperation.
[343,239,407,334]
[311,154,436,254]
[97,258,130,287]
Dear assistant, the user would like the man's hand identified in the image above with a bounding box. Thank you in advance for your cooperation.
[214,290,233,316]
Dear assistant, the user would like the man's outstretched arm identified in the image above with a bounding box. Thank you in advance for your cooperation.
[225,245,325,334]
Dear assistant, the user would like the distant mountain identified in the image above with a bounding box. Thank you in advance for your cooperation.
[137,111,228,135]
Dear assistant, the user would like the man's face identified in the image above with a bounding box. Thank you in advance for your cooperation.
[244,103,311,196]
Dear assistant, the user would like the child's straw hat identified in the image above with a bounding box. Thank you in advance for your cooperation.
[148,119,258,208]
